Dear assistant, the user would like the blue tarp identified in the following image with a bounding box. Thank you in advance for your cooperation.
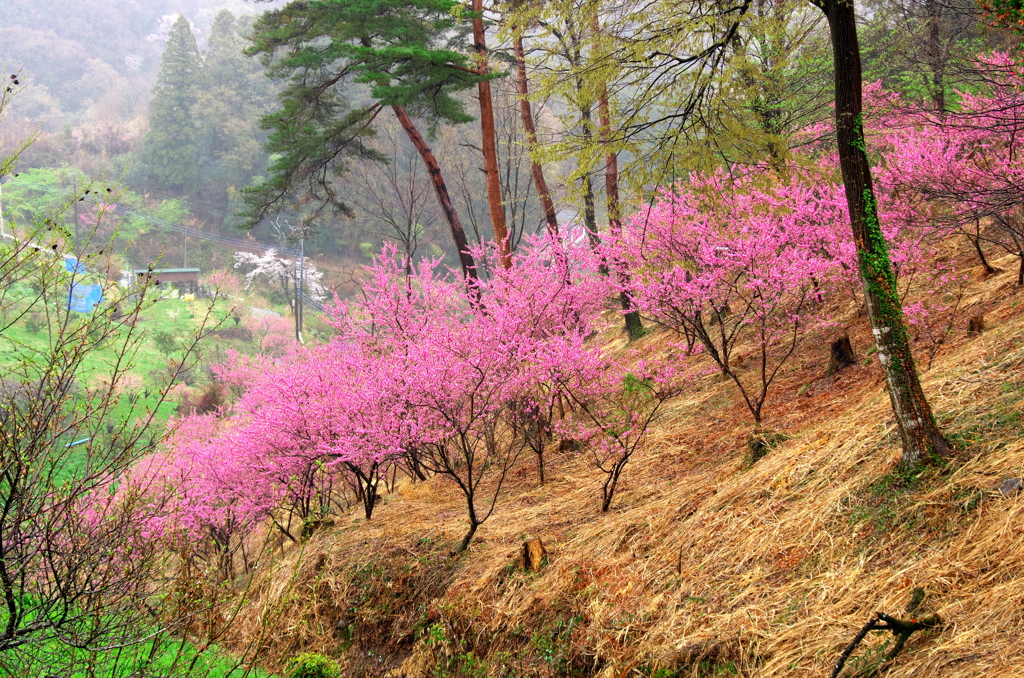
[68,283,103,313]
[64,256,86,274]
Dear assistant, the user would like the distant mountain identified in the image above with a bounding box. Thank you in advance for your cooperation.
[0,0,283,129]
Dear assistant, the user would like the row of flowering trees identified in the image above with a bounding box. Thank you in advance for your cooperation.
[125,59,1024,577]
[130,236,686,574]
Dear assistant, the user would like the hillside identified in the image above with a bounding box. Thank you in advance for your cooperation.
[0,0,283,129]
[201,242,1024,678]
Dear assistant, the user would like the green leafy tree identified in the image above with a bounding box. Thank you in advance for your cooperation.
[142,15,203,193]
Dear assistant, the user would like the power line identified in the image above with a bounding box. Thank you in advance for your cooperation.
[299,293,324,313]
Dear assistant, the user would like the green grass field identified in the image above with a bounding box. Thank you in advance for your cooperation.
[1,289,257,424]
[13,632,274,677]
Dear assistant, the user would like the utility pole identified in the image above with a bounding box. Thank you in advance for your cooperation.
[72,174,79,250]
[0,178,6,239]
[294,229,305,343]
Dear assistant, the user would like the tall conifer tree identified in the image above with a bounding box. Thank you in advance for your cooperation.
[142,15,203,193]
[196,10,275,208]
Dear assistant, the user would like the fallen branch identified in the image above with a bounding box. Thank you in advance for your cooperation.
[830,610,941,678]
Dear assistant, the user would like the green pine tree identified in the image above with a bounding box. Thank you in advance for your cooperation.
[242,0,489,281]
[195,10,276,213]
[142,15,202,193]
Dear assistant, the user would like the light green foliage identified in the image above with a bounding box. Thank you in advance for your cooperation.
[149,195,189,224]
[1,167,193,258]
[858,0,1008,112]
[623,371,654,394]
[504,0,832,209]
[1,167,69,224]
[151,328,180,357]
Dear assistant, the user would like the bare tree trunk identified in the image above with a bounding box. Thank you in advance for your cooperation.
[578,104,602,252]
[967,220,996,274]
[391,105,478,285]
[588,12,644,339]
[926,0,946,113]
[593,50,643,338]
[473,0,511,268]
[813,0,949,465]
[513,35,560,237]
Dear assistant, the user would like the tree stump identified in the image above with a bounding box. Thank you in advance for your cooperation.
[967,315,985,337]
[558,438,581,453]
[825,334,856,376]
[520,539,547,572]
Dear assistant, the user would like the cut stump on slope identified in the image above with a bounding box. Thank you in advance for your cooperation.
[825,334,856,376]
[520,539,547,572]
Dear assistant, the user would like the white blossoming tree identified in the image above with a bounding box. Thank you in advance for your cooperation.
[233,249,327,304]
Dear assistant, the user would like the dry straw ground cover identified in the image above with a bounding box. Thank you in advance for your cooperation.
[223,248,1024,678]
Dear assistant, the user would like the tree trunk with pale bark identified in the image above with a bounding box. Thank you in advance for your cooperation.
[513,35,560,237]
[593,15,643,340]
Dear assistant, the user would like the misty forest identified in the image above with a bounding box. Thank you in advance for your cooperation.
[3,0,1024,675]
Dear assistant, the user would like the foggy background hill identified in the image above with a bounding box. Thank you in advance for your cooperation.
[0,0,284,131]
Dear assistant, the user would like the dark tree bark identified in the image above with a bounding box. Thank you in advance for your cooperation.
[344,462,382,521]
[967,220,997,274]
[472,0,511,268]
[589,12,643,340]
[577,104,603,252]
[392,105,478,284]
[830,610,941,678]
[926,0,946,113]
[811,0,950,465]
[596,77,644,340]
[513,35,560,237]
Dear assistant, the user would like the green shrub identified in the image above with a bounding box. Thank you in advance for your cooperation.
[151,328,179,356]
[286,652,341,678]
[24,312,46,334]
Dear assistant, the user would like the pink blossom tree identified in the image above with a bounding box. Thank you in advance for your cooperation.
[132,414,283,580]
[323,238,610,548]
[545,334,685,511]
[878,54,1024,285]
[615,170,845,425]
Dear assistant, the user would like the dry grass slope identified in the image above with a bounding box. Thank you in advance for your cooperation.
[223,248,1024,678]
